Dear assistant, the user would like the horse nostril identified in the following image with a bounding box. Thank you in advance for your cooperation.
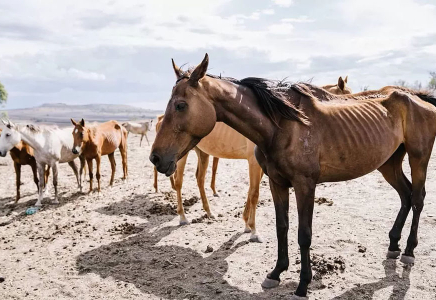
[150,153,161,167]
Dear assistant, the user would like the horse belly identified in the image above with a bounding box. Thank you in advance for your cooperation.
[319,137,402,182]
[101,133,121,155]
[197,132,248,159]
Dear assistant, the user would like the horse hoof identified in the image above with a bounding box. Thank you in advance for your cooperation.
[244,227,251,233]
[400,254,415,265]
[290,295,309,300]
[386,250,401,259]
[261,277,280,289]
[249,234,263,243]
[213,193,219,197]
[179,220,190,226]
[52,199,60,205]
[34,202,42,207]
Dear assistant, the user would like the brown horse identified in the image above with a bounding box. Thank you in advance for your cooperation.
[154,115,220,197]
[150,54,436,299]
[0,128,50,203]
[322,76,352,95]
[71,119,128,193]
[154,115,263,241]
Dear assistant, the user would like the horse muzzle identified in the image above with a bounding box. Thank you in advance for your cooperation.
[0,151,6,157]
[149,153,176,176]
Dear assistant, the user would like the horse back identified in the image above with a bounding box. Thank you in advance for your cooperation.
[97,121,125,155]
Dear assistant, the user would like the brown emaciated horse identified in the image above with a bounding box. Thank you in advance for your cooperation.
[154,114,219,197]
[71,119,128,193]
[154,115,264,242]
[150,54,436,299]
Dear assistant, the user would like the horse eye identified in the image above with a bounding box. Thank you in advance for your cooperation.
[175,102,187,112]
[6,133,10,137]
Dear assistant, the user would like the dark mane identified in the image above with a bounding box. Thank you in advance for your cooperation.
[177,68,309,126]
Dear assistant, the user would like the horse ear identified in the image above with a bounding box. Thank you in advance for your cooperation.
[189,53,209,86]
[344,75,348,84]
[338,76,345,91]
[80,119,85,127]
[71,119,77,126]
[172,59,183,79]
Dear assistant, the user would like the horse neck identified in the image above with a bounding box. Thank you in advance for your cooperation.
[17,126,43,152]
[209,79,275,150]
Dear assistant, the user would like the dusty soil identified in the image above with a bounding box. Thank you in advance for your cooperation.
[1,130,435,300]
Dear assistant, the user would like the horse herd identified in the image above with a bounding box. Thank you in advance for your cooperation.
[0,120,151,206]
[2,54,436,299]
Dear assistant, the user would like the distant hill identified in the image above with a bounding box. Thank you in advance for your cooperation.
[6,103,163,125]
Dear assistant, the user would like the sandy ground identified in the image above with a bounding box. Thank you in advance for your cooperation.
[1,129,435,300]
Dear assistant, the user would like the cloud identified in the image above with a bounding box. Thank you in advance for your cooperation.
[272,0,294,7]
[0,0,436,111]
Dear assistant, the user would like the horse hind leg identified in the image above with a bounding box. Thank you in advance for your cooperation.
[144,133,150,146]
[52,162,60,204]
[119,137,128,180]
[211,157,219,197]
[400,146,433,264]
[377,144,412,259]
[108,152,116,186]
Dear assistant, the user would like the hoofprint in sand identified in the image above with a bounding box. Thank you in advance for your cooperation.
[0,130,435,300]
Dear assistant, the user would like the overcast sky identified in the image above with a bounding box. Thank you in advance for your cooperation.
[1,0,436,110]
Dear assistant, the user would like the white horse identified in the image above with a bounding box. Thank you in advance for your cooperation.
[122,121,152,146]
[0,120,84,206]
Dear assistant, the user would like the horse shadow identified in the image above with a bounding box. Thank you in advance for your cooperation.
[76,196,334,299]
[333,259,411,300]
[0,191,85,221]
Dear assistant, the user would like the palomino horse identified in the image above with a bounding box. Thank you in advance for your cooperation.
[150,54,436,299]
[71,119,128,193]
[154,115,263,242]
[122,121,152,146]
[0,128,50,203]
[0,121,84,206]
[322,76,352,95]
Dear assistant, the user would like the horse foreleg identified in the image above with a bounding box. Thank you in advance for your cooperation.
[31,161,39,194]
[194,148,213,218]
[261,178,290,290]
[52,162,59,204]
[95,155,102,193]
[174,154,188,225]
[79,155,86,192]
[153,167,159,192]
[35,162,46,207]
[108,152,116,186]
[14,162,21,203]
[140,134,143,147]
[293,176,316,299]
[68,160,80,191]
[246,159,263,243]
[211,157,219,196]
[144,133,150,146]
[87,158,94,194]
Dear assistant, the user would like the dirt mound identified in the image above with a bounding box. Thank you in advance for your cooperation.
[147,203,177,216]
[110,222,143,235]
[311,254,346,280]
[315,197,334,206]
[183,196,199,207]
